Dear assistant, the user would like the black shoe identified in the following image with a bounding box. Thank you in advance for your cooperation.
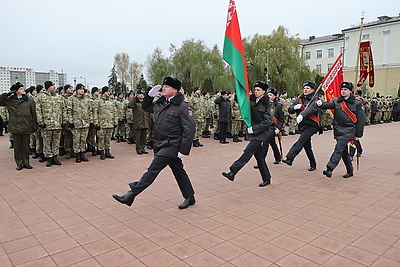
[52,156,62,165]
[308,166,316,171]
[92,147,97,156]
[273,160,281,165]
[289,132,296,135]
[136,151,143,155]
[259,181,270,187]
[202,134,210,138]
[100,150,106,160]
[141,151,149,154]
[32,152,39,159]
[233,136,242,142]
[9,140,14,149]
[16,164,23,171]
[222,171,235,181]
[81,152,89,162]
[196,140,203,147]
[23,163,33,169]
[146,142,153,149]
[76,152,82,163]
[112,191,135,206]
[214,134,219,140]
[282,159,292,166]
[46,158,53,167]
[343,172,353,178]
[323,169,332,178]
[178,196,195,209]
[127,138,134,144]
[193,140,199,147]
[105,150,114,159]
[253,165,259,169]
[38,153,46,162]
[220,140,229,144]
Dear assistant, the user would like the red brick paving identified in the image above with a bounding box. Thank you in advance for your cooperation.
[0,122,399,266]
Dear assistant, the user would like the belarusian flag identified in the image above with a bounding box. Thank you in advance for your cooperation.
[223,0,251,127]
[322,53,343,113]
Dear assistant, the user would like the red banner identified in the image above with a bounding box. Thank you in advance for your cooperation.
[357,41,374,88]
[322,53,343,103]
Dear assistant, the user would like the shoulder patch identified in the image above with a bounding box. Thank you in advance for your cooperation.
[187,106,193,117]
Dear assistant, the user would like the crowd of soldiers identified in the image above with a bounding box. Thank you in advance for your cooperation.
[1,82,399,169]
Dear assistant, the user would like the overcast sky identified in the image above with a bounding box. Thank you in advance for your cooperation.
[1,0,397,87]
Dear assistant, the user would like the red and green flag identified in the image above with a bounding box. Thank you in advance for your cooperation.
[223,0,251,126]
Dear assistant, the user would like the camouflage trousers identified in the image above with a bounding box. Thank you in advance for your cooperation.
[97,128,113,150]
[30,132,36,149]
[116,121,126,137]
[231,119,242,135]
[42,129,61,158]
[87,124,97,148]
[194,121,204,140]
[127,123,136,139]
[62,129,73,152]
[203,118,212,133]
[288,116,297,133]
[34,130,43,153]
[365,110,371,124]
[72,128,89,153]
[213,118,219,134]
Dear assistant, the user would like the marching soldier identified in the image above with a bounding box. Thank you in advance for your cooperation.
[93,86,117,160]
[66,84,91,163]
[35,81,64,167]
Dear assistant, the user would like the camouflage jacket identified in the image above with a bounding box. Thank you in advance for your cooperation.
[66,93,92,128]
[35,90,65,130]
[93,95,118,128]
[115,98,127,122]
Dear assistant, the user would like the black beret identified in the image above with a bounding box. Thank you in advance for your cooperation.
[254,81,269,91]
[267,88,278,96]
[44,81,54,89]
[101,86,109,94]
[303,81,316,89]
[162,76,182,90]
[76,83,84,90]
[36,85,43,93]
[91,87,99,94]
[340,81,354,92]
[220,90,228,96]
[26,86,36,94]
[64,84,72,91]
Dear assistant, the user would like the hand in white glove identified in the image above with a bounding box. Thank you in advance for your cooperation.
[274,129,280,135]
[247,127,254,134]
[316,100,323,106]
[148,85,162,97]
[178,152,188,158]
[294,104,302,110]
[296,114,303,124]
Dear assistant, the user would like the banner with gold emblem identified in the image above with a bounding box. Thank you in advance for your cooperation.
[356,41,374,88]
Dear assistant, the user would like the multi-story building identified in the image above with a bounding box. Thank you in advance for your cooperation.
[0,67,67,93]
[301,14,400,96]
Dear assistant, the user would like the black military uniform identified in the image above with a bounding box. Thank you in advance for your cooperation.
[113,77,197,209]
[267,88,284,164]
[214,91,232,144]
[283,81,320,171]
[316,82,365,178]
[222,81,274,187]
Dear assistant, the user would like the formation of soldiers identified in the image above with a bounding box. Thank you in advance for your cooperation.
[1,81,399,169]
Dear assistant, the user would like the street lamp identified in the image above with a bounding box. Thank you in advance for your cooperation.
[80,76,86,87]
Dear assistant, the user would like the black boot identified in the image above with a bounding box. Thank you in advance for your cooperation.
[178,196,196,209]
[222,171,235,181]
[81,152,89,162]
[38,153,46,162]
[146,141,153,149]
[233,136,242,142]
[323,167,333,178]
[59,147,66,156]
[46,157,53,167]
[196,139,203,147]
[52,156,62,165]
[91,147,97,156]
[193,140,199,147]
[100,150,106,160]
[116,136,121,143]
[127,138,134,144]
[32,150,39,159]
[75,152,82,163]
[105,150,114,159]
[9,140,14,149]
[112,190,135,206]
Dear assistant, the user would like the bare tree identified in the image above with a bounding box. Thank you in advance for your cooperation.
[114,52,130,85]
[127,61,142,90]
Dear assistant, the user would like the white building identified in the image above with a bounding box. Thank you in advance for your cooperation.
[0,67,67,93]
[301,14,400,96]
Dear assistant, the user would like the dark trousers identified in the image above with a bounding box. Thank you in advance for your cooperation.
[135,128,147,153]
[260,136,281,162]
[327,139,353,173]
[230,140,271,183]
[285,126,317,167]
[13,133,30,166]
[129,155,195,199]
[219,121,229,141]
[349,139,363,157]
[0,118,3,135]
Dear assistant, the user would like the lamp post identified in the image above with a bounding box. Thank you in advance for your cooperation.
[80,76,86,87]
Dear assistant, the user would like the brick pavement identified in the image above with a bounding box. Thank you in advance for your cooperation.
[0,122,399,266]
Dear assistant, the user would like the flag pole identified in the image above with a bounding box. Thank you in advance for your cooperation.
[354,11,365,90]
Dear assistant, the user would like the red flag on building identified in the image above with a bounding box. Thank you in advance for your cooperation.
[223,0,251,127]
[322,53,344,103]
[357,41,374,88]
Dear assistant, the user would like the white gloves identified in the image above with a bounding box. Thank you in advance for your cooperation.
[294,104,302,110]
[247,127,254,134]
[148,85,162,97]
[296,114,303,124]
[316,100,323,106]
[274,129,280,135]
[178,152,188,158]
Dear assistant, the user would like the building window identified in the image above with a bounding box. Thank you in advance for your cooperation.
[316,64,322,73]
[328,63,333,71]
[362,34,369,40]
[305,51,311,60]
[328,48,334,58]
[316,50,322,59]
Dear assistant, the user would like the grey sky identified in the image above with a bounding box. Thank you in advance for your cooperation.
[1,0,397,87]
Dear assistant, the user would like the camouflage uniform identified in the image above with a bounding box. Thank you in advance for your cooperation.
[36,89,64,161]
[115,96,128,141]
[212,94,220,139]
[230,94,243,142]
[93,94,118,158]
[376,98,383,123]
[202,93,213,136]
[61,93,74,157]
[190,91,206,146]
[280,96,291,134]
[125,93,136,143]
[66,93,91,156]
[0,106,8,136]
[287,97,297,134]
[364,98,371,124]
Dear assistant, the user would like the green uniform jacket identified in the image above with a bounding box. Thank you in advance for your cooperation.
[66,93,92,128]
[35,90,64,130]
[0,93,38,134]
[93,96,118,128]
[128,97,149,129]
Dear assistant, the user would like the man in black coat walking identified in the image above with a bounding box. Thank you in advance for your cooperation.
[112,77,197,209]
[303,82,365,178]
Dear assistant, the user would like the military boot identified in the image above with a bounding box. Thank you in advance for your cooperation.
[75,152,82,163]
[46,157,53,167]
[233,136,242,142]
[196,139,203,147]
[38,153,46,162]
[91,147,97,156]
[52,156,62,165]
[105,150,115,159]
[193,140,199,147]
[9,140,14,149]
[31,149,39,159]
[81,152,89,162]
[100,150,106,160]
[65,151,71,159]
[116,136,121,143]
